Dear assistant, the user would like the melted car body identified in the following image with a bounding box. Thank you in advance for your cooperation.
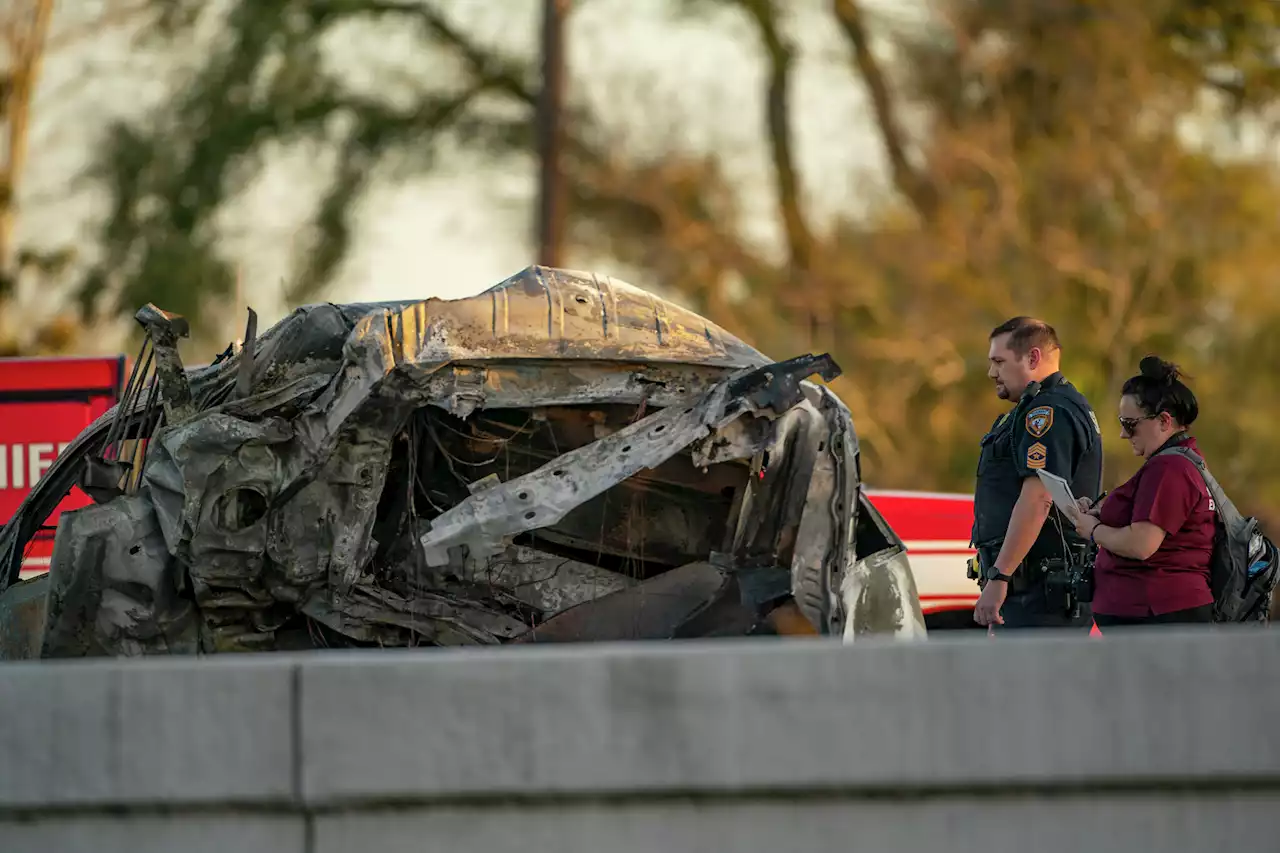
[0,267,925,658]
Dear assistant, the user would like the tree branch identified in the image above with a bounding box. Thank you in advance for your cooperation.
[831,0,937,219]
[286,84,488,303]
[353,0,773,319]
[571,150,769,279]
[0,0,54,272]
[317,1,538,107]
[736,1,811,280]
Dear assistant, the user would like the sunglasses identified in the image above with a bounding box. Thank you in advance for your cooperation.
[1118,414,1158,435]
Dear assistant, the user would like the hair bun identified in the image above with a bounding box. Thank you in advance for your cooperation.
[1139,355,1179,385]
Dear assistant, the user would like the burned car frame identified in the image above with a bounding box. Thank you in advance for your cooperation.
[0,266,924,658]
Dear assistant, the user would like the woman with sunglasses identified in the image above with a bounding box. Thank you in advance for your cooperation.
[1067,356,1215,627]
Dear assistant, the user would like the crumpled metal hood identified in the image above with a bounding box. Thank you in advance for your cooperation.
[0,266,925,658]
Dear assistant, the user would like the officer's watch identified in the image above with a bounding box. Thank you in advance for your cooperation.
[987,570,1015,584]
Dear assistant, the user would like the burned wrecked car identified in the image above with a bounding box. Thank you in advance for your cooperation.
[0,266,924,658]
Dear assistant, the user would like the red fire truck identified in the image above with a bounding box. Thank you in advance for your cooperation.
[0,355,127,580]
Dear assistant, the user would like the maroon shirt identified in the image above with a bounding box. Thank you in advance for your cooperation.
[1093,436,1216,617]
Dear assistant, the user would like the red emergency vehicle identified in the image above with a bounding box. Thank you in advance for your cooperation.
[0,356,126,579]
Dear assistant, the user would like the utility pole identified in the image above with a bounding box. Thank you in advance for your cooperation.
[535,0,569,268]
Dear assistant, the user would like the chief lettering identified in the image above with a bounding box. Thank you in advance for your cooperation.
[1026,441,1047,470]
[1025,405,1054,438]
[0,442,72,491]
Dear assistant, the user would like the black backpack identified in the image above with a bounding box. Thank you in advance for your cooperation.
[1157,446,1280,623]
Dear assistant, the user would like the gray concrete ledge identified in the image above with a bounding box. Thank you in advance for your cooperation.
[0,814,304,853]
[1,628,1278,816]
[299,627,1280,804]
[311,792,1280,853]
[0,656,294,809]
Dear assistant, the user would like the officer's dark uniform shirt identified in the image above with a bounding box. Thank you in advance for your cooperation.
[971,372,1104,565]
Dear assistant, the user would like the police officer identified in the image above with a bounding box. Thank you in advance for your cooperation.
[971,317,1103,629]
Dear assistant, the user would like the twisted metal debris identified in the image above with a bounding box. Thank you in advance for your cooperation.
[0,266,925,658]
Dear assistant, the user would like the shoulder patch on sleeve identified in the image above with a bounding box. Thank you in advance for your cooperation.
[1025,405,1054,438]
[1088,410,1102,435]
[1027,442,1047,470]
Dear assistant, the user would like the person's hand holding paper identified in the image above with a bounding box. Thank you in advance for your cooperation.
[1074,496,1101,517]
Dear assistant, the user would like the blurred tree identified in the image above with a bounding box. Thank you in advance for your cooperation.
[632,0,1280,517]
[0,0,147,356]
[82,0,780,349]
[85,0,1280,521]
[608,0,1280,518]
[0,0,66,355]
[80,0,549,348]
[823,0,1280,507]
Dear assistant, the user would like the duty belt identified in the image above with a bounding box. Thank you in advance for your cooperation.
[972,540,1089,594]
[973,544,1047,594]
[973,545,1027,593]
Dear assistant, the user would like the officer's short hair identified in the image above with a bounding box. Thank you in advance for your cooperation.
[990,316,1060,358]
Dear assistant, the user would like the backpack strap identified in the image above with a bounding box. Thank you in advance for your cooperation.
[1155,445,1245,528]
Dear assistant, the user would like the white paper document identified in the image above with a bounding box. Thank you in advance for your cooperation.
[1036,469,1078,515]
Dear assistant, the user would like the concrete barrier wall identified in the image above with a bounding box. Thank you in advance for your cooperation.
[2,629,1279,852]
